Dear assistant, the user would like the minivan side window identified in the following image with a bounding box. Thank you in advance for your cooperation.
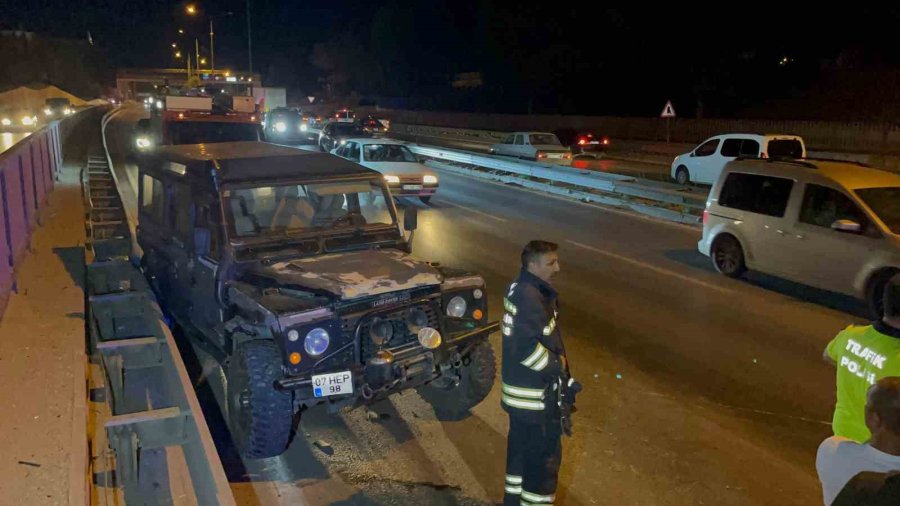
[720,139,743,157]
[799,184,873,234]
[740,139,760,157]
[514,135,524,145]
[718,173,794,217]
[694,139,720,157]
[503,135,515,144]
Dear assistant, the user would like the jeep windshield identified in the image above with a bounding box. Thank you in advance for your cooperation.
[224,179,397,239]
[167,121,262,144]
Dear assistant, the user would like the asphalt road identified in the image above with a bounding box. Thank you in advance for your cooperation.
[104,103,864,505]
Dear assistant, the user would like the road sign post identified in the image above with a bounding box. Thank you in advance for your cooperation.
[660,100,676,143]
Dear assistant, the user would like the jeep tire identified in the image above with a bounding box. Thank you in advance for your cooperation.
[418,340,496,421]
[227,341,293,459]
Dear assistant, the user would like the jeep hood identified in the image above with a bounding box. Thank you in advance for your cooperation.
[248,249,442,300]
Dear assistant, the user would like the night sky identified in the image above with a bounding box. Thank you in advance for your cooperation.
[4,2,900,117]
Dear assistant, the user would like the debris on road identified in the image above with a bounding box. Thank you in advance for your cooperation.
[314,440,334,456]
[17,461,41,468]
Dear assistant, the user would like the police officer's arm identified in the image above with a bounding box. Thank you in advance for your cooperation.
[823,328,850,367]
[513,285,562,381]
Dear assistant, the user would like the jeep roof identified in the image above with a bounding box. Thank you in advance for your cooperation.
[144,141,379,183]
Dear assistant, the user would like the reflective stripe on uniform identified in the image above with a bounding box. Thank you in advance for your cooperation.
[502,383,544,399]
[502,325,513,336]
[531,352,549,372]
[503,313,514,325]
[501,394,545,410]
[505,485,523,495]
[521,490,556,504]
[521,342,548,368]
[542,317,556,336]
[503,297,518,315]
[505,474,523,485]
[520,501,553,506]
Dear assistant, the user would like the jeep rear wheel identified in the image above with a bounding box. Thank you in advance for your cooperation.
[418,341,496,421]
[227,341,293,459]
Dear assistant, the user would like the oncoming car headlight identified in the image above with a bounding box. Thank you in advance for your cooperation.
[447,296,467,318]
[339,139,347,146]
[274,121,287,133]
[21,116,34,126]
[1,118,11,127]
[384,174,400,184]
[300,123,308,132]
[135,137,152,149]
[423,175,438,184]
[43,108,52,116]
[304,328,330,356]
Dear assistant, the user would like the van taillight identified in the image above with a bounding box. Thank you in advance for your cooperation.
[703,210,709,225]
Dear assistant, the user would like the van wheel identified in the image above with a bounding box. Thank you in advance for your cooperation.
[675,166,690,185]
[866,269,897,319]
[712,235,746,278]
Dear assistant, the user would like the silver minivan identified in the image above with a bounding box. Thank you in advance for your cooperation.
[699,158,900,315]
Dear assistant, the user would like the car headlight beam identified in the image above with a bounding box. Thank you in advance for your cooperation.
[274,121,287,133]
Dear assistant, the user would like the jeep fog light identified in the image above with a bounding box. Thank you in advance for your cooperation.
[418,327,442,349]
[447,296,467,318]
[304,328,330,356]
[287,329,299,342]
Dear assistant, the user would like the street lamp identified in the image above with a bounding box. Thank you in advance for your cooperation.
[181,2,253,77]
[171,43,177,49]
[186,4,197,15]
[175,51,182,59]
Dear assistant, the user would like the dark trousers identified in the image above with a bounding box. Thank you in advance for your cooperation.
[504,415,562,506]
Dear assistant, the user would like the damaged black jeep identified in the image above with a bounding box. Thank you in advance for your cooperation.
[136,142,497,458]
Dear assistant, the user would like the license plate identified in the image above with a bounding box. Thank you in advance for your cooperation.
[588,141,600,144]
[403,184,423,190]
[312,371,353,397]
[547,153,563,159]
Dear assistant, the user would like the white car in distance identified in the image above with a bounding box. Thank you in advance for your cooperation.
[489,132,572,164]
[333,138,439,204]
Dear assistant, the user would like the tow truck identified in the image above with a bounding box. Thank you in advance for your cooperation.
[134,93,263,151]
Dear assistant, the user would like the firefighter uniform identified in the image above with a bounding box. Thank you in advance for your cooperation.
[501,269,566,506]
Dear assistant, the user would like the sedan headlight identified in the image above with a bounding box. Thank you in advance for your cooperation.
[21,116,34,126]
[300,123,308,132]
[339,139,347,145]
[304,328,330,356]
[1,118,10,126]
[274,121,287,133]
[423,175,438,184]
[43,108,52,116]
[135,137,152,149]
[384,175,400,184]
[446,296,467,318]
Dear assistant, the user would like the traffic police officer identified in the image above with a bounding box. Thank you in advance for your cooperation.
[501,240,579,506]
[825,273,900,442]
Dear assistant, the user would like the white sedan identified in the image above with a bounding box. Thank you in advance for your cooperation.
[489,132,572,164]
[332,138,438,204]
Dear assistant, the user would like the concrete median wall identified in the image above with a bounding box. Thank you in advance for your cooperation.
[371,108,900,157]
[0,107,105,317]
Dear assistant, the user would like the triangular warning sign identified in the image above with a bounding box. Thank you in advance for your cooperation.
[660,100,676,118]
[307,96,316,103]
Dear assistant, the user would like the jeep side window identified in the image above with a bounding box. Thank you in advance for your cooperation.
[172,183,193,243]
[195,204,221,260]
[694,139,720,157]
[140,174,165,223]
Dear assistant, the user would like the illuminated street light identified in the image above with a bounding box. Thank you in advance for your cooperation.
[178,28,185,34]
[200,57,207,65]
[175,51,182,58]
[186,4,197,15]
[171,43,177,48]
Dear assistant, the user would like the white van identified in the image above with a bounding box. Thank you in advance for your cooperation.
[699,158,900,316]
[672,133,806,185]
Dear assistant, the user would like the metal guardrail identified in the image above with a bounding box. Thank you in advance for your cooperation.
[85,126,235,504]
[407,143,705,223]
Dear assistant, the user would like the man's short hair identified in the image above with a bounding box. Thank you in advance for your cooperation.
[521,240,558,269]
[868,377,900,434]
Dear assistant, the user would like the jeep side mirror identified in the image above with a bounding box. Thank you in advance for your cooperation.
[194,227,211,256]
[831,219,862,234]
[404,207,418,231]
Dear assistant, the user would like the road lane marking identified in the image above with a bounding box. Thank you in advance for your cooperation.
[566,239,733,294]
[445,201,508,222]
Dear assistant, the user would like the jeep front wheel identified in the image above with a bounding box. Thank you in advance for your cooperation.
[418,341,497,421]
[227,341,293,459]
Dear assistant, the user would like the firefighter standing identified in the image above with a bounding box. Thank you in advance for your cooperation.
[501,240,580,506]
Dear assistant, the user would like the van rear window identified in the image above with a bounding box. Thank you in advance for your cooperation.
[768,139,803,159]
[718,172,794,217]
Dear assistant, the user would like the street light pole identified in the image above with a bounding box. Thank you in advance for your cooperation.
[246,0,252,74]
[209,20,215,76]
[195,39,201,72]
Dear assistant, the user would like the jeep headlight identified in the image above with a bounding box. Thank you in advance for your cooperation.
[304,327,330,356]
[446,296,467,318]
[274,121,287,133]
